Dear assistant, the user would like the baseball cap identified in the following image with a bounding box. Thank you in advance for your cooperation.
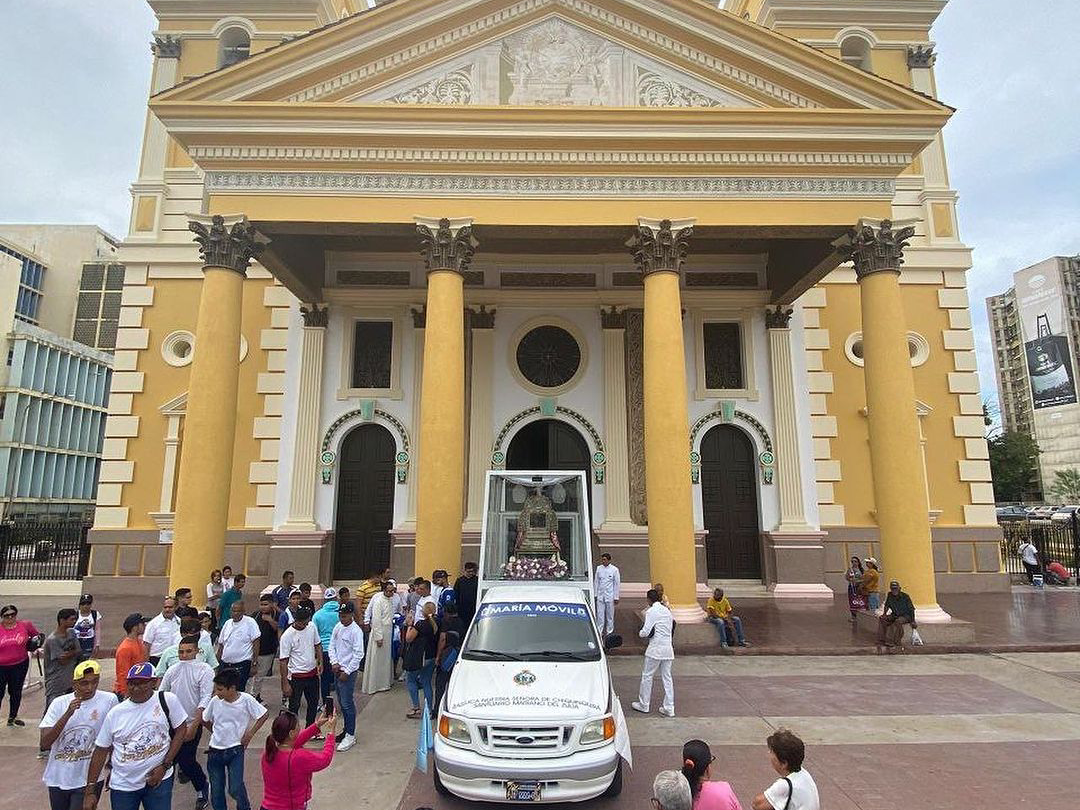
[123,613,148,632]
[126,662,155,681]
[338,601,355,614]
[324,587,338,600]
[78,594,94,606]
[74,659,101,679]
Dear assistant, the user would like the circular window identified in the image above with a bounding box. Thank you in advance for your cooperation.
[845,331,929,368]
[162,331,195,367]
[516,325,581,389]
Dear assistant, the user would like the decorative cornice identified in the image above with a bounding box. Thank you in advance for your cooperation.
[765,305,793,329]
[300,303,328,328]
[843,218,917,280]
[410,305,427,328]
[189,145,913,170]
[151,35,182,59]
[907,45,936,69]
[206,172,896,199]
[187,214,262,275]
[415,217,477,275]
[467,304,496,329]
[629,218,695,276]
[600,306,626,329]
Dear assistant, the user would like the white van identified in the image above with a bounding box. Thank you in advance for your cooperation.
[433,584,624,803]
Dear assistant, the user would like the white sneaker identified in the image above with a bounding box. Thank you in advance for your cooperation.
[658,707,675,718]
[336,734,356,752]
[630,701,649,714]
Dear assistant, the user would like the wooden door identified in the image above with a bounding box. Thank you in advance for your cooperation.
[333,424,395,580]
[700,425,761,579]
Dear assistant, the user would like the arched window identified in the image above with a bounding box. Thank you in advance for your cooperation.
[840,35,873,71]
[219,26,251,68]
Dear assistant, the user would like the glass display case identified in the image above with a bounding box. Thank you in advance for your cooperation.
[478,471,593,594]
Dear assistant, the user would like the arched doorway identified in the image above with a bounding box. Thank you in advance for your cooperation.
[333,424,395,580]
[700,424,761,579]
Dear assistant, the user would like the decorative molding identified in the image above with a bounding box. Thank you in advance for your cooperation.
[188,214,262,275]
[624,309,647,525]
[685,271,760,288]
[500,272,595,288]
[410,305,427,328]
[842,218,916,280]
[636,68,723,108]
[300,304,328,328]
[389,68,473,104]
[765,305,794,329]
[337,270,411,286]
[415,216,477,275]
[690,409,775,485]
[320,407,411,485]
[151,35,181,58]
[907,45,936,69]
[206,172,897,199]
[600,306,626,330]
[491,405,605,484]
[190,145,913,169]
[630,218,695,275]
[467,304,496,329]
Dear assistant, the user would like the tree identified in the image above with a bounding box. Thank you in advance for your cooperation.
[1049,468,1080,503]
[988,431,1040,503]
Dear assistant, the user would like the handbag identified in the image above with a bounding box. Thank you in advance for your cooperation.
[25,632,45,653]
[910,628,924,646]
[781,776,793,810]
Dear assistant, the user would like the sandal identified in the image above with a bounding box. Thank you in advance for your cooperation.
[406,707,422,719]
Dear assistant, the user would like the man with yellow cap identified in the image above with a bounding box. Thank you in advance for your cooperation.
[39,659,117,810]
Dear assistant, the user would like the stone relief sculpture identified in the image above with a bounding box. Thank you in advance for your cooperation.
[390,69,473,104]
[503,18,614,106]
[636,69,723,108]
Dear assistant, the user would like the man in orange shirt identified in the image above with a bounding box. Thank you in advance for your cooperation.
[114,613,148,699]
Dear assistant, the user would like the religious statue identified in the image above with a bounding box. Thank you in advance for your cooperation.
[514,487,561,555]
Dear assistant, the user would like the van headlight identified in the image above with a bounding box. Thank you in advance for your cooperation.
[439,715,471,743]
[579,716,616,744]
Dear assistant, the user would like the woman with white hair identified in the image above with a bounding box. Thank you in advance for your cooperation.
[653,770,693,810]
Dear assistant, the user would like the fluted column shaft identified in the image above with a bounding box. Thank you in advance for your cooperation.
[601,311,633,527]
[282,307,327,530]
[766,308,812,531]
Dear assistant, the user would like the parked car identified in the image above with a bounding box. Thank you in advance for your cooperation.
[1051,506,1080,523]
[1029,506,1057,520]
[996,506,1029,522]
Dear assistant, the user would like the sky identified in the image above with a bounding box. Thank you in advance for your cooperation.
[0,0,1078,413]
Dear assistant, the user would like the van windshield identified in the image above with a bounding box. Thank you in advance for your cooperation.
[463,601,601,662]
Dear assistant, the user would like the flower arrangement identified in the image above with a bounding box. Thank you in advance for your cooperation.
[501,555,569,581]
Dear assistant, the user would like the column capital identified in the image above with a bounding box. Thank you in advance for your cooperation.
[467,304,496,329]
[300,304,328,328]
[765,305,793,330]
[907,44,936,69]
[600,306,626,330]
[628,217,695,276]
[410,305,427,328]
[188,214,263,275]
[151,35,182,58]
[415,216,478,275]
[843,218,916,280]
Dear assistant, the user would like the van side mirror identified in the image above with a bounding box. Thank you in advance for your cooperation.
[603,633,623,650]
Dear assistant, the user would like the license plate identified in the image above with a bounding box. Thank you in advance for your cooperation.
[506,781,543,802]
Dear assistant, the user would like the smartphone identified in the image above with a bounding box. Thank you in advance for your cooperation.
[324,696,335,715]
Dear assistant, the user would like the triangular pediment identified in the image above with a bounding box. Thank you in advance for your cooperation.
[156,0,947,113]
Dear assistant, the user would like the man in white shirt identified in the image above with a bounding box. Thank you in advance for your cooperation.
[203,668,269,810]
[631,588,675,717]
[160,636,214,810]
[279,607,323,728]
[430,570,449,603]
[752,729,820,810]
[142,597,182,665]
[39,659,117,810]
[593,553,621,638]
[216,600,261,693]
[413,580,436,623]
[83,662,188,809]
[1018,538,1041,583]
[328,602,365,752]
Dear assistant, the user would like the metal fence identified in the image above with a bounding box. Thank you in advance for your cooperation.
[999,517,1080,579]
[0,519,92,580]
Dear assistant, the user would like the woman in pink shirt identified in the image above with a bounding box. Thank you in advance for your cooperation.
[683,739,742,810]
[261,708,336,809]
[0,604,41,726]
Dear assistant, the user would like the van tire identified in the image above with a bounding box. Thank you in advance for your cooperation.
[433,766,451,797]
[602,760,623,798]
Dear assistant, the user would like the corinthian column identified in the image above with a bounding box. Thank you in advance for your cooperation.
[766,306,813,532]
[847,219,945,619]
[281,305,328,531]
[630,218,704,622]
[170,215,261,592]
[414,217,476,577]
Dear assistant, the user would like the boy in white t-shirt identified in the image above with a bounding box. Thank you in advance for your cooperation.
[39,659,117,810]
[202,668,269,810]
[752,729,820,810]
[84,662,189,810]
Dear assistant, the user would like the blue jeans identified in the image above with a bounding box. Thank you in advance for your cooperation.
[208,746,250,810]
[109,776,173,810]
[335,668,358,736]
[405,659,435,711]
[707,616,745,644]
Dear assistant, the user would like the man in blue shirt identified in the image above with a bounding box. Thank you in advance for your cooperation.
[313,588,341,704]
[271,570,295,612]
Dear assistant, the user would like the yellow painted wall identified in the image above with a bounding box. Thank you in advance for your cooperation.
[120,276,273,529]
[819,282,970,527]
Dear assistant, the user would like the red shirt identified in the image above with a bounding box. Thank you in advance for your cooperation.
[0,620,40,667]
[113,636,148,695]
[1048,562,1070,579]
[260,724,335,810]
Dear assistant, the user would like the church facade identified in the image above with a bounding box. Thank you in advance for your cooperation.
[86,0,1005,621]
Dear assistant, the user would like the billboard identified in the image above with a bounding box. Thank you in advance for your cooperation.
[1016,260,1078,410]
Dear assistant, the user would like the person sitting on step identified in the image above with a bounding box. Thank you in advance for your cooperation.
[704,588,749,648]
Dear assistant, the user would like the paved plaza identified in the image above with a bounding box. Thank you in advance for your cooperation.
[3,647,1080,810]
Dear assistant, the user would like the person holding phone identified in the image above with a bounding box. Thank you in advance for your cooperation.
[260,707,337,810]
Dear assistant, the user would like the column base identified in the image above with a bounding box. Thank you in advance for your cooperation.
[267,528,331,586]
[669,603,707,623]
[389,523,416,578]
[763,529,830,596]
[768,582,834,599]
